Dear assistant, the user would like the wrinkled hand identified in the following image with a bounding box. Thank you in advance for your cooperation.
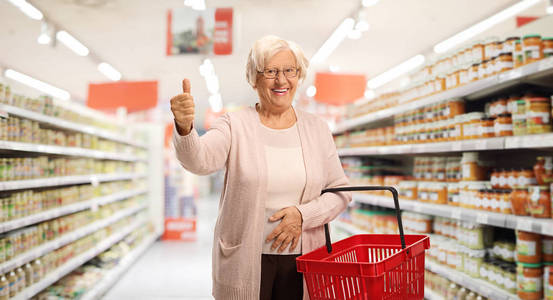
[265,206,303,253]
[170,79,195,136]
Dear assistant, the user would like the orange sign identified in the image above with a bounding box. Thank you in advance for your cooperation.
[87,81,158,112]
[314,72,366,105]
[163,218,197,241]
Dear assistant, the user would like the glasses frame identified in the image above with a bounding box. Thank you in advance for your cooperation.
[258,67,299,79]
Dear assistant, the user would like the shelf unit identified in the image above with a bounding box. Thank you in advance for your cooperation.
[338,133,553,156]
[12,219,153,300]
[353,193,553,236]
[333,57,553,134]
[333,220,517,300]
[0,140,145,162]
[0,103,147,149]
[0,172,146,192]
[80,233,159,300]
[0,204,146,274]
[0,188,148,234]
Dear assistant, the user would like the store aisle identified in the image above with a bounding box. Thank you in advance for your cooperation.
[104,195,220,300]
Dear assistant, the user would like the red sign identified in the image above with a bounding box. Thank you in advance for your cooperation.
[87,81,158,113]
[163,218,197,241]
[214,8,233,55]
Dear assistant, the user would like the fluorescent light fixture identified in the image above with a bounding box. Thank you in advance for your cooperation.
[355,20,370,32]
[7,0,43,20]
[184,0,205,10]
[306,85,317,97]
[362,0,379,7]
[364,89,375,99]
[98,62,122,81]
[56,30,89,56]
[547,0,553,14]
[208,93,223,112]
[367,54,425,89]
[4,69,70,100]
[311,18,355,64]
[434,0,541,53]
[348,29,362,40]
[37,33,50,45]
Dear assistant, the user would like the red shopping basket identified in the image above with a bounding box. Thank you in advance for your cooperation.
[296,186,430,300]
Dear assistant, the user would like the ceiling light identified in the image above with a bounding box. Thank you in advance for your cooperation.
[355,20,370,32]
[348,29,362,40]
[4,69,70,100]
[367,54,425,89]
[362,0,379,7]
[98,62,122,81]
[547,0,553,14]
[184,0,206,10]
[56,30,89,56]
[306,85,317,97]
[311,18,355,64]
[37,34,51,45]
[434,0,542,53]
[7,0,43,20]
[208,93,223,112]
[364,89,375,99]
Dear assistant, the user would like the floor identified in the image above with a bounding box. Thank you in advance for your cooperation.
[104,195,219,300]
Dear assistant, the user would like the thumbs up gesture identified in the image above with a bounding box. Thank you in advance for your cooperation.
[171,79,195,135]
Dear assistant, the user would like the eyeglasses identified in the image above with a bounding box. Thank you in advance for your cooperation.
[258,67,298,79]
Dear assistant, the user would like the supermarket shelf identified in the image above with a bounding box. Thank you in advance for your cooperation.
[0,109,7,118]
[426,260,517,300]
[333,57,553,134]
[353,193,553,236]
[0,203,146,274]
[338,133,553,156]
[0,188,148,234]
[333,219,367,235]
[0,104,148,149]
[334,221,516,300]
[424,288,445,300]
[0,140,143,162]
[0,172,146,192]
[80,233,159,300]
[13,219,147,300]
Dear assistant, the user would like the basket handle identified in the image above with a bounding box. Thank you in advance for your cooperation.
[322,186,406,254]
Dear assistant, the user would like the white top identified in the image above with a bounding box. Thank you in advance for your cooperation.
[259,122,306,255]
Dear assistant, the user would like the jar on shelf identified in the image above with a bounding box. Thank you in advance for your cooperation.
[461,152,489,181]
[500,190,513,214]
[517,230,542,264]
[510,188,529,216]
[399,181,417,200]
[526,97,552,135]
[485,37,500,61]
[515,41,524,68]
[479,59,489,79]
[534,156,553,185]
[517,262,543,300]
[504,36,520,55]
[545,263,553,299]
[469,62,480,82]
[473,41,485,62]
[490,98,508,117]
[544,37,553,58]
[518,169,537,188]
[447,182,460,206]
[491,169,501,188]
[494,113,513,137]
[527,185,551,218]
[478,116,495,138]
[523,34,543,65]
[459,65,469,85]
[513,99,528,136]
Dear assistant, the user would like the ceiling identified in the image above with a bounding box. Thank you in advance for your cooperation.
[0,0,550,127]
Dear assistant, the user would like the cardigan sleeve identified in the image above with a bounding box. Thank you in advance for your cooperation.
[172,114,231,175]
[296,123,352,230]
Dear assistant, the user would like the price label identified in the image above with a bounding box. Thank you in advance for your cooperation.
[476,213,489,224]
[451,209,462,220]
[538,57,553,71]
[517,218,533,231]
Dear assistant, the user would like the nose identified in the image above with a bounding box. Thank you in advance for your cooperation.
[275,70,287,83]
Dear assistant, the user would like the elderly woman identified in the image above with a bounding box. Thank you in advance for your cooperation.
[171,35,351,300]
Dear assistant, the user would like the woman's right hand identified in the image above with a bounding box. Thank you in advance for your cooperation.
[171,79,195,136]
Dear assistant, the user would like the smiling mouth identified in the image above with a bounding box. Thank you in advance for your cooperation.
[271,88,289,96]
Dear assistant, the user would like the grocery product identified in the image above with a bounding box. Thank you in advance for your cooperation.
[517,231,543,264]
[517,262,543,300]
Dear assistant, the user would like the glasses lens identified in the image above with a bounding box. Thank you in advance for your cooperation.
[264,69,277,79]
[284,68,297,78]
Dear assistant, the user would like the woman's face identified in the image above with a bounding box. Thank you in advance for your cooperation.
[256,50,299,112]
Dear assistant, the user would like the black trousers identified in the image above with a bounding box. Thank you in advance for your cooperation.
[260,254,303,300]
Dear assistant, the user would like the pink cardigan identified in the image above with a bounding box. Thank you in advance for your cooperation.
[173,106,351,300]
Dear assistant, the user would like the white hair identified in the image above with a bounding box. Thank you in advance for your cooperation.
[246,35,309,88]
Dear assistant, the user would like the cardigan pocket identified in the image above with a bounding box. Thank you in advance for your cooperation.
[218,238,242,256]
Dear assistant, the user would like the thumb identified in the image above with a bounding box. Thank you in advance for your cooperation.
[269,209,286,222]
[182,79,191,93]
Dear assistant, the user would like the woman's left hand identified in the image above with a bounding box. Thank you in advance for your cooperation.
[266,206,303,253]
